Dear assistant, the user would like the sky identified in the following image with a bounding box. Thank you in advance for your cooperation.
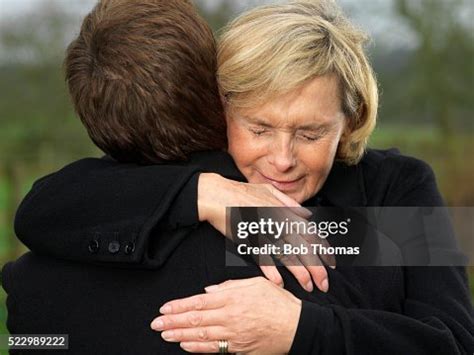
[0,0,95,16]
[0,0,395,23]
[3,0,455,51]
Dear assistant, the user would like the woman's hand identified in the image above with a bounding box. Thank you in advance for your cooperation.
[198,173,311,225]
[198,173,333,293]
[150,277,301,354]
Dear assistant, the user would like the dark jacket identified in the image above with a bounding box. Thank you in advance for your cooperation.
[2,149,473,354]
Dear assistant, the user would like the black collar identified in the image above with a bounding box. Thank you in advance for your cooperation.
[190,151,368,206]
[305,160,367,207]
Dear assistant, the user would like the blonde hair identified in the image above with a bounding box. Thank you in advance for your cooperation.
[218,0,378,165]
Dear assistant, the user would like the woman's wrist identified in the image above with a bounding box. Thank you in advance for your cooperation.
[197,173,226,222]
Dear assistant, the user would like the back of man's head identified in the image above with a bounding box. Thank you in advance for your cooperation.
[65,0,227,164]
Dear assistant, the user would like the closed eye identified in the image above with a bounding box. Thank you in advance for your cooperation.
[297,127,326,142]
[299,134,322,142]
[249,127,269,136]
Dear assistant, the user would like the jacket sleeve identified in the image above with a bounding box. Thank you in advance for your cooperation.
[14,158,202,268]
[289,157,473,354]
[290,267,473,355]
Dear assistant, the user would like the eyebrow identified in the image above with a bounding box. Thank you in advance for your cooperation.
[242,115,330,131]
[242,116,273,128]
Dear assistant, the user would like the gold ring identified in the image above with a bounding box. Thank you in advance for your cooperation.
[218,339,229,354]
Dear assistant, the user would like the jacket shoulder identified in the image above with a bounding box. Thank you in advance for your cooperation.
[360,148,442,206]
[361,148,433,175]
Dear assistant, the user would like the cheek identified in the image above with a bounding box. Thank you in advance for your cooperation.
[304,157,329,186]
[305,139,339,170]
[227,124,262,168]
[301,138,341,190]
[226,124,238,156]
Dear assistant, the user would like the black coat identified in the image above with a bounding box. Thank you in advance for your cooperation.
[3,149,473,354]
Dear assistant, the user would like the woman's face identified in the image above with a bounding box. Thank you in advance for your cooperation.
[227,75,347,203]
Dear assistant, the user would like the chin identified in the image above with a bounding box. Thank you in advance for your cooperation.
[285,191,305,204]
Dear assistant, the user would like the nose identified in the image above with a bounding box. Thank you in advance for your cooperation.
[267,134,296,172]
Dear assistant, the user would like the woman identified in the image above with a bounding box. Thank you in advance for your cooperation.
[12,0,473,354]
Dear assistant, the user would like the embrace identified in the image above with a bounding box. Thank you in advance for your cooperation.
[2,0,473,354]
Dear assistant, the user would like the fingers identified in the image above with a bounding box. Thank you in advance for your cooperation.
[282,234,330,293]
[266,185,300,207]
[180,340,235,354]
[259,265,284,287]
[151,309,225,331]
[266,186,312,218]
[160,326,231,343]
[284,263,329,293]
[288,206,313,219]
[306,265,329,293]
[159,292,227,315]
[316,236,337,269]
[272,249,313,292]
[284,233,322,268]
[204,277,266,293]
[261,248,329,293]
[264,260,329,294]
[284,262,314,292]
[294,240,330,292]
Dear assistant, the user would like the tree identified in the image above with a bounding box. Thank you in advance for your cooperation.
[395,0,474,136]
[0,1,97,259]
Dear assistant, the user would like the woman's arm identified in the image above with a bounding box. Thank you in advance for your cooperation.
[151,268,473,354]
[15,157,203,267]
[289,266,473,355]
[14,155,295,266]
[150,156,474,354]
[14,152,330,291]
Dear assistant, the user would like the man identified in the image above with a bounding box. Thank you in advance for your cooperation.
[6,0,472,353]
[4,0,336,353]
[2,0,254,353]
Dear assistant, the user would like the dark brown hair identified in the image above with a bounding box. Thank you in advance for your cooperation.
[65,0,227,164]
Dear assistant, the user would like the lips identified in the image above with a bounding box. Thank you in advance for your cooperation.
[258,171,303,191]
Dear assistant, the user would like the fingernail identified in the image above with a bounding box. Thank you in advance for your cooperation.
[160,304,171,314]
[161,330,175,341]
[305,281,314,292]
[205,285,219,292]
[180,343,191,351]
[151,318,164,330]
[303,208,312,217]
[329,265,336,270]
[321,278,329,293]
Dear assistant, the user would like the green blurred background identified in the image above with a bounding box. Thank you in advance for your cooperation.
[0,0,473,337]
